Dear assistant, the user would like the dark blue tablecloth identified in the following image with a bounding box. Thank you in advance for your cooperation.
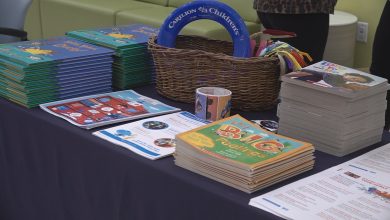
[1,85,389,220]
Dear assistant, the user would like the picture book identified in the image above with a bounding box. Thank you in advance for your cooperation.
[40,90,180,129]
[66,24,156,90]
[93,111,208,160]
[176,115,313,171]
[0,66,111,84]
[67,24,159,49]
[282,61,389,98]
[0,37,114,66]
[0,57,112,76]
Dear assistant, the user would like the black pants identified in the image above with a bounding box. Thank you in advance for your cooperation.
[370,1,390,78]
[258,12,330,63]
[370,0,390,129]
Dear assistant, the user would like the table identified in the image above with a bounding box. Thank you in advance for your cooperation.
[1,85,389,220]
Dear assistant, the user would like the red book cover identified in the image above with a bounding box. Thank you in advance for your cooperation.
[83,97,130,119]
[48,104,95,125]
[95,96,148,116]
[67,101,110,122]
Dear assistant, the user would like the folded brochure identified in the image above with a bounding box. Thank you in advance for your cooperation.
[93,111,209,160]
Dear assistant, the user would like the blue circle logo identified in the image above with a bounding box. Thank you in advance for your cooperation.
[157,0,251,58]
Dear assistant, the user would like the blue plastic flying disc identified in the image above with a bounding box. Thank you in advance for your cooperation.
[157,0,251,58]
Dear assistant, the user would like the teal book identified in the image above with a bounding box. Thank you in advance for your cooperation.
[0,36,114,67]
[67,24,159,49]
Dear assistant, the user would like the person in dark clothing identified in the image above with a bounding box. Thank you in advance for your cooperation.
[370,0,390,130]
[253,0,338,63]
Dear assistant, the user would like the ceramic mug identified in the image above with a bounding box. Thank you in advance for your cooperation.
[195,87,232,121]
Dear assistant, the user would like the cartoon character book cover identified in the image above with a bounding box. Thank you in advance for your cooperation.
[177,115,312,167]
[0,37,114,66]
[67,24,159,48]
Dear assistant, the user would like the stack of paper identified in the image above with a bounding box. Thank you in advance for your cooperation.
[278,61,388,156]
[249,143,390,220]
[0,37,114,108]
[67,24,158,89]
[174,115,314,193]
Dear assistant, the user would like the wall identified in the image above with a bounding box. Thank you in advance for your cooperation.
[335,0,387,68]
[22,0,385,69]
[24,0,43,40]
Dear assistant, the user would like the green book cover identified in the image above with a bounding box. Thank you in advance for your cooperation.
[67,24,158,49]
[0,37,113,67]
[177,115,312,169]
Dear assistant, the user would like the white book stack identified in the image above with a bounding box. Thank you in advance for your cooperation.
[277,61,389,156]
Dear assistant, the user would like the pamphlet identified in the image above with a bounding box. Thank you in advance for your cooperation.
[249,143,390,220]
[40,90,180,129]
[93,112,208,160]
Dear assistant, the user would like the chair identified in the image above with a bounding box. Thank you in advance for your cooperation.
[0,0,32,43]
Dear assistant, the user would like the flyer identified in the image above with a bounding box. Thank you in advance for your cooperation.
[249,143,390,220]
[93,112,208,160]
[40,90,180,129]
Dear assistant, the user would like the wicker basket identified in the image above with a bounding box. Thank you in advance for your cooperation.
[148,34,280,111]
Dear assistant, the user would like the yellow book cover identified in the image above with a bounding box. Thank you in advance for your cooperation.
[176,115,313,170]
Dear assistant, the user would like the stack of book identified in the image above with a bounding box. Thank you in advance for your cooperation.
[278,61,388,156]
[0,37,114,108]
[174,115,314,193]
[67,24,158,89]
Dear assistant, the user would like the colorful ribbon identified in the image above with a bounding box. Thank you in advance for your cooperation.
[255,40,313,74]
